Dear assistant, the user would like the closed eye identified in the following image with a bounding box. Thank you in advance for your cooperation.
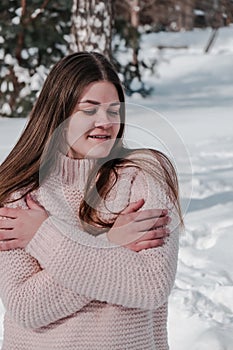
[81,108,98,116]
[107,109,120,117]
[79,107,120,117]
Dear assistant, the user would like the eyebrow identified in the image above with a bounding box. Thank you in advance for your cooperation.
[79,99,121,106]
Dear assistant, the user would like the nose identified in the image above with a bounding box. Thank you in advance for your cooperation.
[94,108,112,128]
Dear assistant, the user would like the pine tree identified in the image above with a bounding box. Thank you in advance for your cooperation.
[113,0,156,96]
[0,0,72,118]
[70,0,113,58]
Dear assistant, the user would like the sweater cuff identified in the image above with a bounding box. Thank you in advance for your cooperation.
[25,217,64,268]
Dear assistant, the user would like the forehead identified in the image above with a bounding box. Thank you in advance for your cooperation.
[80,81,119,104]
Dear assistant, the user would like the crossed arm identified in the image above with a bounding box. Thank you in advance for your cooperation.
[0,248,92,329]
[27,169,179,309]
[0,167,179,329]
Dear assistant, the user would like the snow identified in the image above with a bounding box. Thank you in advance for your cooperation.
[194,9,205,16]
[1,26,233,349]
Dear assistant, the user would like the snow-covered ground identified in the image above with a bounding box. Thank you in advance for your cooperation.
[1,26,233,349]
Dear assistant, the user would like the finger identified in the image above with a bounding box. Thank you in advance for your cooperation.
[118,226,169,246]
[136,228,170,242]
[0,207,19,219]
[133,208,168,222]
[136,216,169,232]
[26,194,45,211]
[134,238,165,251]
[121,199,145,214]
[0,218,15,230]
[152,215,171,229]
[0,230,17,240]
[0,239,20,251]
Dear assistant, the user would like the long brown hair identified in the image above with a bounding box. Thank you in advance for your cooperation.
[79,147,183,234]
[0,51,183,230]
[0,52,125,204]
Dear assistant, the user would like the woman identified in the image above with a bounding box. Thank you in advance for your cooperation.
[0,52,182,349]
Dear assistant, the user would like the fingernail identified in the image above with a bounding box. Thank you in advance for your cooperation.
[162,209,168,215]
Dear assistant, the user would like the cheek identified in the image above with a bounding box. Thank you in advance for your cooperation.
[67,116,92,145]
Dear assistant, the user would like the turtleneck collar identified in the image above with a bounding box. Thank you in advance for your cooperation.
[52,151,97,187]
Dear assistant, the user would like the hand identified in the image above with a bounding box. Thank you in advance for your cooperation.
[0,195,48,250]
[107,199,171,252]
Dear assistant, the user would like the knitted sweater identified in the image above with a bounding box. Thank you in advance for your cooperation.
[0,152,179,350]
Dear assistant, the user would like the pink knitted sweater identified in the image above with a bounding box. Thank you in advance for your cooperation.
[0,152,179,350]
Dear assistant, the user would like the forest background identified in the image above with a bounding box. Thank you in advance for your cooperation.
[1,0,233,118]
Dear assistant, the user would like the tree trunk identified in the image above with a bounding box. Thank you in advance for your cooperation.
[204,28,218,53]
[129,0,140,66]
[70,0,113,58]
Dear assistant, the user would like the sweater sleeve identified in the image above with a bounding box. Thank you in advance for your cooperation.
[0,198,92,330]
[26,162,180,311]
[0,250,92,329]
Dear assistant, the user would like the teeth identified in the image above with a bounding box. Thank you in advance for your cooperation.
[89,136,109,139]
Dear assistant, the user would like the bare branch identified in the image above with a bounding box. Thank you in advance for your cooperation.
[25,0,51,24]
[140,0,156,11]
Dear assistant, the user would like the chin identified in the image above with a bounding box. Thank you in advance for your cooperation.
[86,145,114,159]
[87,151,111,159]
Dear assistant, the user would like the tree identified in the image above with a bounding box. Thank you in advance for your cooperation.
[0,0,72,118]
[70,0,113,58]
[113,0,156,96]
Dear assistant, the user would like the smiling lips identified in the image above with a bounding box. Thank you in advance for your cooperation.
[88,135,111,140]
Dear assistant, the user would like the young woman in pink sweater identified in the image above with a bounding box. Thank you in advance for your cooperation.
[0,52,182,349]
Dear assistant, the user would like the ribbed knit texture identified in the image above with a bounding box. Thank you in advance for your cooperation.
[0,151,179,350]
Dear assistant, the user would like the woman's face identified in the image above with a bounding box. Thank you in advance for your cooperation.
[66,81,121,159]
